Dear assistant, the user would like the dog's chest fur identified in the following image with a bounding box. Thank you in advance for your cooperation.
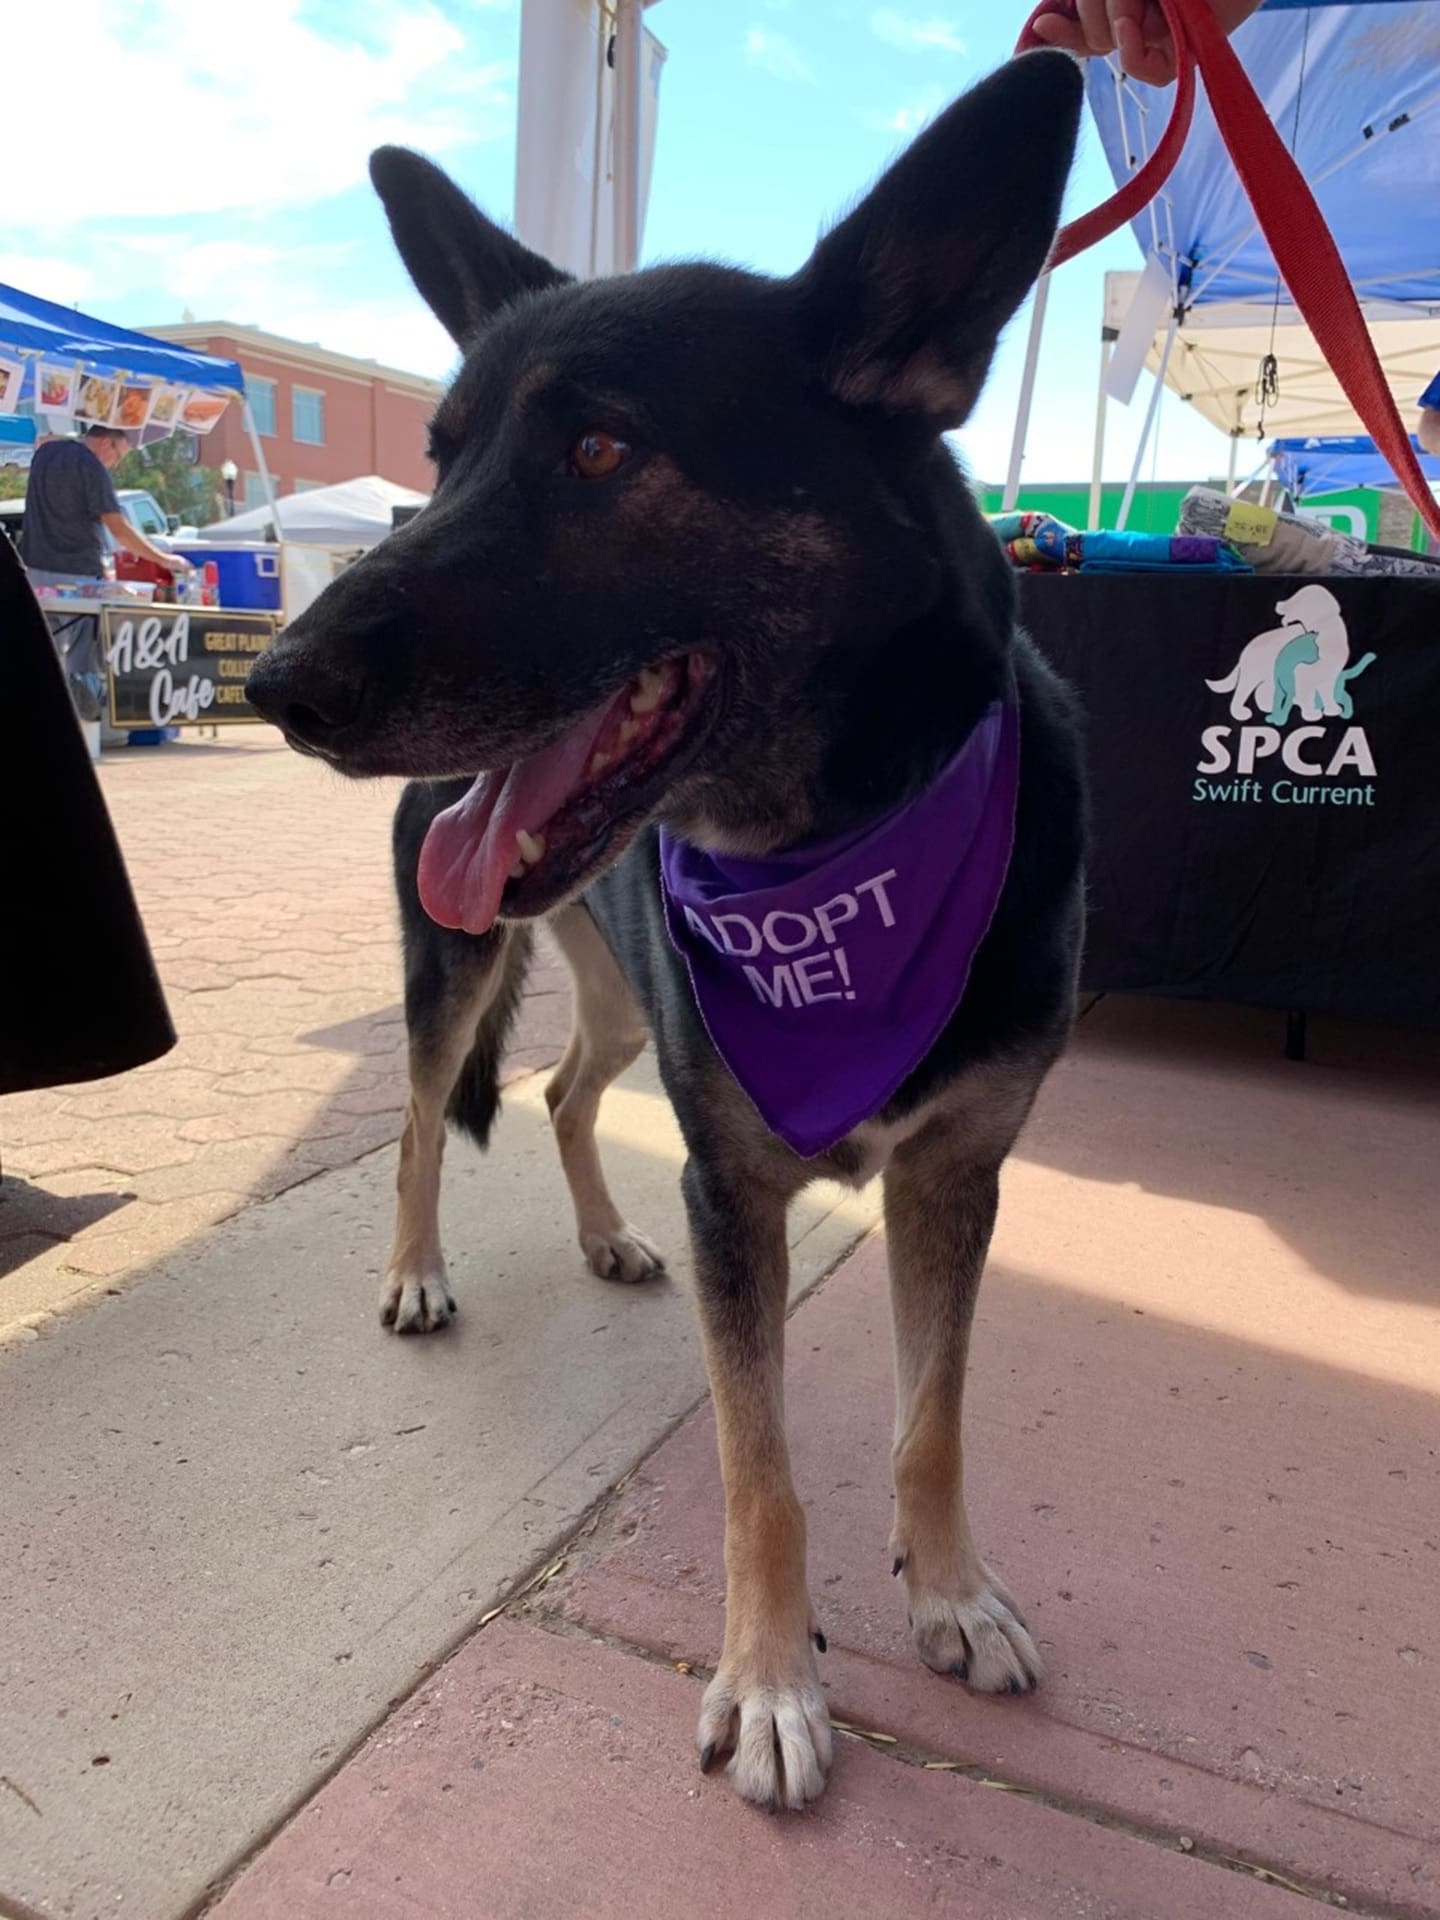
[817,1056,1044,1190]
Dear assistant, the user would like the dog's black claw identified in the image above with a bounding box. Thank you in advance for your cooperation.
[892,1555,906,1577]
[699,1743,717,1775]
[814,1630,827,1654]
[1004,1676,1022,1695]
[952,1662,968,1682]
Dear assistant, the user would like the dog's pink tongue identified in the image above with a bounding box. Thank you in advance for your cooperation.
[416,697,619,934]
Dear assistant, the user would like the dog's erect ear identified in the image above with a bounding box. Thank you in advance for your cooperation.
[369,147,570,345]
[796,51,1082,427]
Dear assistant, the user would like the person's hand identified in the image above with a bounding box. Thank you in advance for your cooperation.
[1029,0,1265,87]
[165,555,197,577]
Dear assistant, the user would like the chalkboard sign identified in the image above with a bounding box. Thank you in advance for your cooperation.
[101,605,279,728]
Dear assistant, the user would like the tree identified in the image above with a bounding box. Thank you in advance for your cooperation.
[113,434,221,527]
[0,466,26,501]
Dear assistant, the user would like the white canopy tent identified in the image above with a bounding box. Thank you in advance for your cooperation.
[1103,267,1440,469]
[200,476,428,548]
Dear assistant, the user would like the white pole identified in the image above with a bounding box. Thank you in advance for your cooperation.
[612,0,644,273]
[1002,273,1050,512]
[242,400,280,535]
[1226,432,1239,492]
[1088,331,1114,528]
[1117,314,1178,532]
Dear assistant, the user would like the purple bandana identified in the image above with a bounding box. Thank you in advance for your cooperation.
[659,686,1020,1158]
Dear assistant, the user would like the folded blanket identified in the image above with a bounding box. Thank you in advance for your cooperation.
[1078,531,1251,573]
[1179,486,1440,578]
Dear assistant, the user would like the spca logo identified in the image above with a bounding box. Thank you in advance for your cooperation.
[1194,585,1376,809]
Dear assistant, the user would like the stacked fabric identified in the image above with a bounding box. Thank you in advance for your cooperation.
[1179,487,1440,578]
[987,511,1079,570]
[987,512,1248,574]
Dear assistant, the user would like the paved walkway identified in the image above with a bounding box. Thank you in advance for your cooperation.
[0,735,567,1339]
[205,1000,1440,1920]
[2,736,1438,1919]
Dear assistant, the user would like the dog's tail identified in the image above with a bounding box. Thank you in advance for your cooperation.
[1205,666,1240,694]
[445,926,534,1149]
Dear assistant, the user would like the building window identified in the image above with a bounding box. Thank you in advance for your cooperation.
[243,472,271,508]
[248,376,277,437]
[292,387,325,445]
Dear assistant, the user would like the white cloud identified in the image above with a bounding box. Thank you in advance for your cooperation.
[863,84,947,135]
[870,10,967,55]
[744,26,817,85]
[117,236,460,378]
[0,253,96,307]
[5,0,514,223]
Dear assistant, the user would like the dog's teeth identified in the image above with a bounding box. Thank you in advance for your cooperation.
[618,718,640,745]
[508,856,525,880]
[589,749,612,776]
[515,829,546,864]
[630,666,665,714]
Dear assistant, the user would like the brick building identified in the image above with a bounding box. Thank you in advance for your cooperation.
[148,322,446,508]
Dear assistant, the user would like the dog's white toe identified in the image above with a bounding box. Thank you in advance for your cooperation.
[697,1658,832,1811]
[379,1265,456,1334]
[582,1225,665,1284]
[905,1564,1041,1694]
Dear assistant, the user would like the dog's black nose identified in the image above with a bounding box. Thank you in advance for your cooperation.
[246,649,364,749]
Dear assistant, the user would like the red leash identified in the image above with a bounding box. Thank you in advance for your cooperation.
[1016,0,1440,541]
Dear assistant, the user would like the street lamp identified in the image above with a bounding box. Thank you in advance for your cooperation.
[220,458,238,517]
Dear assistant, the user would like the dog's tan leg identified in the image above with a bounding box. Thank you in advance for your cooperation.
[382,927,521,1333]
[884,1120,1041,1693]
[687,1160,829,1810]
[544,905,663,1283]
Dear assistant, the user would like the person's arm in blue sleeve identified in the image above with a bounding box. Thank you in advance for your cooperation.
[1419,372,1440,458]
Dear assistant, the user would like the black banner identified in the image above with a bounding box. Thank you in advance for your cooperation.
[101,604,278,727]
[1020,572,1440,1026]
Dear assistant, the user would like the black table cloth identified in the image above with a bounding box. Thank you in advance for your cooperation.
[1019,571,1440,1027]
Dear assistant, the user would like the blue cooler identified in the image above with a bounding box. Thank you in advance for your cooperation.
[173,541,281,611]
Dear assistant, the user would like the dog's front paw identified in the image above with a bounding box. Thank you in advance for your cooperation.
[379,1263,456,1334]
[697,1646,832,1811]
[581,1224,665,1284]
[901,1559,1041,1694]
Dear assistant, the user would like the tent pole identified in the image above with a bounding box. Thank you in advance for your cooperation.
[1117,313,1177,532]
[1002,273,1051,512]
[242,400,280,537]
[1088,329,1115,528]
[612,0,644,273]
[1226,431,1239,492]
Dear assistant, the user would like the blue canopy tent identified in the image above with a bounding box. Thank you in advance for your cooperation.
[1269,432,1440,496]
[1004,0,1440,525]
[0,282,277,518]
[1085,0,1440,524]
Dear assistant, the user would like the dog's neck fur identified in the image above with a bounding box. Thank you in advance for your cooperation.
[673,453,1014,858]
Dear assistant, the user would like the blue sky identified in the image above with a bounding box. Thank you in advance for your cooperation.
[5,0,1236,487]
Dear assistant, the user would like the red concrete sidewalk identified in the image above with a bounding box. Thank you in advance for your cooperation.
[210,1001,1440,1919]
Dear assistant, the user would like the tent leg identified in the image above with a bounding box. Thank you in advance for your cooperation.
[243,401,279,532]
[1226,432,1239,492]
[1002,274,1051,513]
[1087,332,1113,529]
[612,0,644,273]
[1117,314,1177,533]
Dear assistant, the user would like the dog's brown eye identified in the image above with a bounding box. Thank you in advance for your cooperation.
[569,431,631,479]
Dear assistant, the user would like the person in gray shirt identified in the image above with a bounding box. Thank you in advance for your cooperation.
[21,425,185,582]
[21,425,191,720]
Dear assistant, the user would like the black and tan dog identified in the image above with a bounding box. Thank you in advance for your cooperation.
[247,50,1086,1813]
